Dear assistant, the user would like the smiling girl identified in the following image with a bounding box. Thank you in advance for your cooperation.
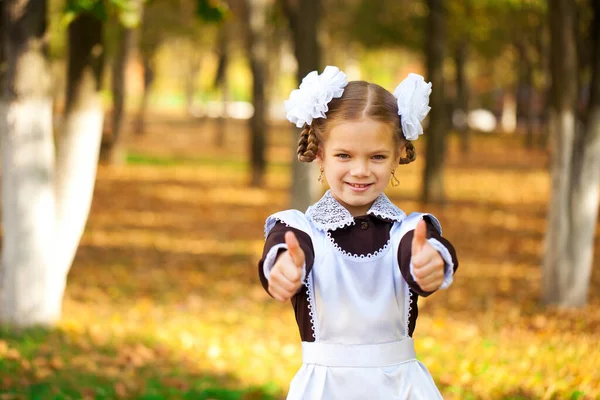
[258,67,459,399]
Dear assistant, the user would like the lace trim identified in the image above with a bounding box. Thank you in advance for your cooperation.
[304,271,318,340]
[406,284,413,337]
[326,231,391,261]
[367,195,407,222]
[264,217,290,239]
[307,191,355,231]
[307,190,406,232]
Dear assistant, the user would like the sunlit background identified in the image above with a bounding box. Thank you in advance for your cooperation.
[0,0,599,399]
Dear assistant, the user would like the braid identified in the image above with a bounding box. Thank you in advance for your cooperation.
[297,124,319,162]
[399,141,416,165]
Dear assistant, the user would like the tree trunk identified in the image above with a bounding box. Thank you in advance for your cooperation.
[104,23,133,165]
[543,0,578,306]
[282,0,322,210]
[422,0,447,204]
[454,39,469,152]
[562,0,600,307]
[0,4,5,87]
[243,0,268,187]
[134,51,154,136]
[538,21,552,150]
[215,22,230,148]
[0,0,60,326]
[184,49,201,117]
[574,0,590,124]
[55,13,105,279]
[516,38,536,149]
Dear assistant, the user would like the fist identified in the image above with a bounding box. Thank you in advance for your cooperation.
[268,231,306,302]
[411,219,445,292]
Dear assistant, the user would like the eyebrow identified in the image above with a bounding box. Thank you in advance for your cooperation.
[332,148,392,154]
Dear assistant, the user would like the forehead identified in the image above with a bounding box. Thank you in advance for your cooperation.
[325,119,396,150]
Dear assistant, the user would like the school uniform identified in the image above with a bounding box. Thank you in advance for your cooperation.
[258,190,459,400]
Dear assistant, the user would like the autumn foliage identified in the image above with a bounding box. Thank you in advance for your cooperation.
[1,116,599,399]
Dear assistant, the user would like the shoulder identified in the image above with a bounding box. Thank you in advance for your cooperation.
[264,209,313,239]
[396,212,442,237]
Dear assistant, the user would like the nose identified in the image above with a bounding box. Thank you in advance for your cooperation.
[350,160,370,177]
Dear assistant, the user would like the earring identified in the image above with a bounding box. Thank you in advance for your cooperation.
[318,167,324,183]
[390,170,399,187]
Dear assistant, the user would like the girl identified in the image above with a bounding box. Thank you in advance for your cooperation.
[258,66,459,399]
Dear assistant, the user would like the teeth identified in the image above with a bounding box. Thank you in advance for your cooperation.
[351,184,368,188]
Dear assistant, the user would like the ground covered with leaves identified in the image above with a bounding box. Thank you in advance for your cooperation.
[1,116,599,399]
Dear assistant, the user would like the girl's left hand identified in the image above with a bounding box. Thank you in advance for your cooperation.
[411,220,445,292]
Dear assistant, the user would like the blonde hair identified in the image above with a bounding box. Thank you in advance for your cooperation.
[296,81,416,164]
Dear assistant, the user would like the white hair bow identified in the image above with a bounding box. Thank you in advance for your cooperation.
[393,73,432,141]
[284,66,348,128]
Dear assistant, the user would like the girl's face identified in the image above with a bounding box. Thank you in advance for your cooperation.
[316,119,402,216]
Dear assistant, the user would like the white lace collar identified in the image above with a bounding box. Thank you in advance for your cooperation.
[306,190,406,231]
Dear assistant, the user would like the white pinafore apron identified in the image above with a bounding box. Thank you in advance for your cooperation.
[270,211,444,400]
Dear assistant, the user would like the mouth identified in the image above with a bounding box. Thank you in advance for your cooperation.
[346,183,373,192]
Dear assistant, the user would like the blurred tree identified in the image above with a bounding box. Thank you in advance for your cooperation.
[134,0,210,135]
[280,0,322,210]
[569,0,600,305]
[507,2,546,149]
[134,0,158,135]
[0,0,108,327]
[574,0,593,121]
[449,0,472,152]
[0,4,4,86]
[103,0,145,165]
[544,0,578,306]
[213,20,231,148]
[55,1,106,307]
[422,0,447,203]
[543,0,599,307]
[241,0,268,187]
[0,0,57,326]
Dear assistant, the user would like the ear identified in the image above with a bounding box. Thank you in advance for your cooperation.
[315,146,324,166]
[393,142,404,165]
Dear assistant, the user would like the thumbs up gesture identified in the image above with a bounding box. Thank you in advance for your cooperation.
[268,231,306,302]
[411,220,445,292]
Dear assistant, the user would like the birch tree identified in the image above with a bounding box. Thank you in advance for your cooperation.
[0,0,108,326]
[543,0,600,307]
[0,0,58,326]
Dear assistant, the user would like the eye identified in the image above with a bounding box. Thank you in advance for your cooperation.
[335,153,350,159]
[372,155,387,160]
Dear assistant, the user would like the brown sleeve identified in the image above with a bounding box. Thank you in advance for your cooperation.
[257,221,315,297]
[398,217,459,297]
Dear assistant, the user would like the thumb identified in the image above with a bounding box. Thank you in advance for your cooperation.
[412,219,427,257]
[285,231,305,268]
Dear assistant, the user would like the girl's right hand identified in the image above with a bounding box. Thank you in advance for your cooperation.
[268,231,305,302]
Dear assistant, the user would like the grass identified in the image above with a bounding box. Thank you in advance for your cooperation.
[1,116,599,399]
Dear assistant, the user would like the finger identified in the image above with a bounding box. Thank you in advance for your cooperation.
[285,231,305,268]
[268,283,293,302]
[411,219,427,256]
[413,256,444,280]
[418,272,444,291]
[412,244,437,274]
[272,271,300,292]
[417,278,443,292]
[415,264,445,289]
[278,253,303,282]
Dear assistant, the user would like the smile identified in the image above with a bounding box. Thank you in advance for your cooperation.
[346,183,373,192]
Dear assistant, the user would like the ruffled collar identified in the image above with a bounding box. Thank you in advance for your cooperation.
[306,190,406,232]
